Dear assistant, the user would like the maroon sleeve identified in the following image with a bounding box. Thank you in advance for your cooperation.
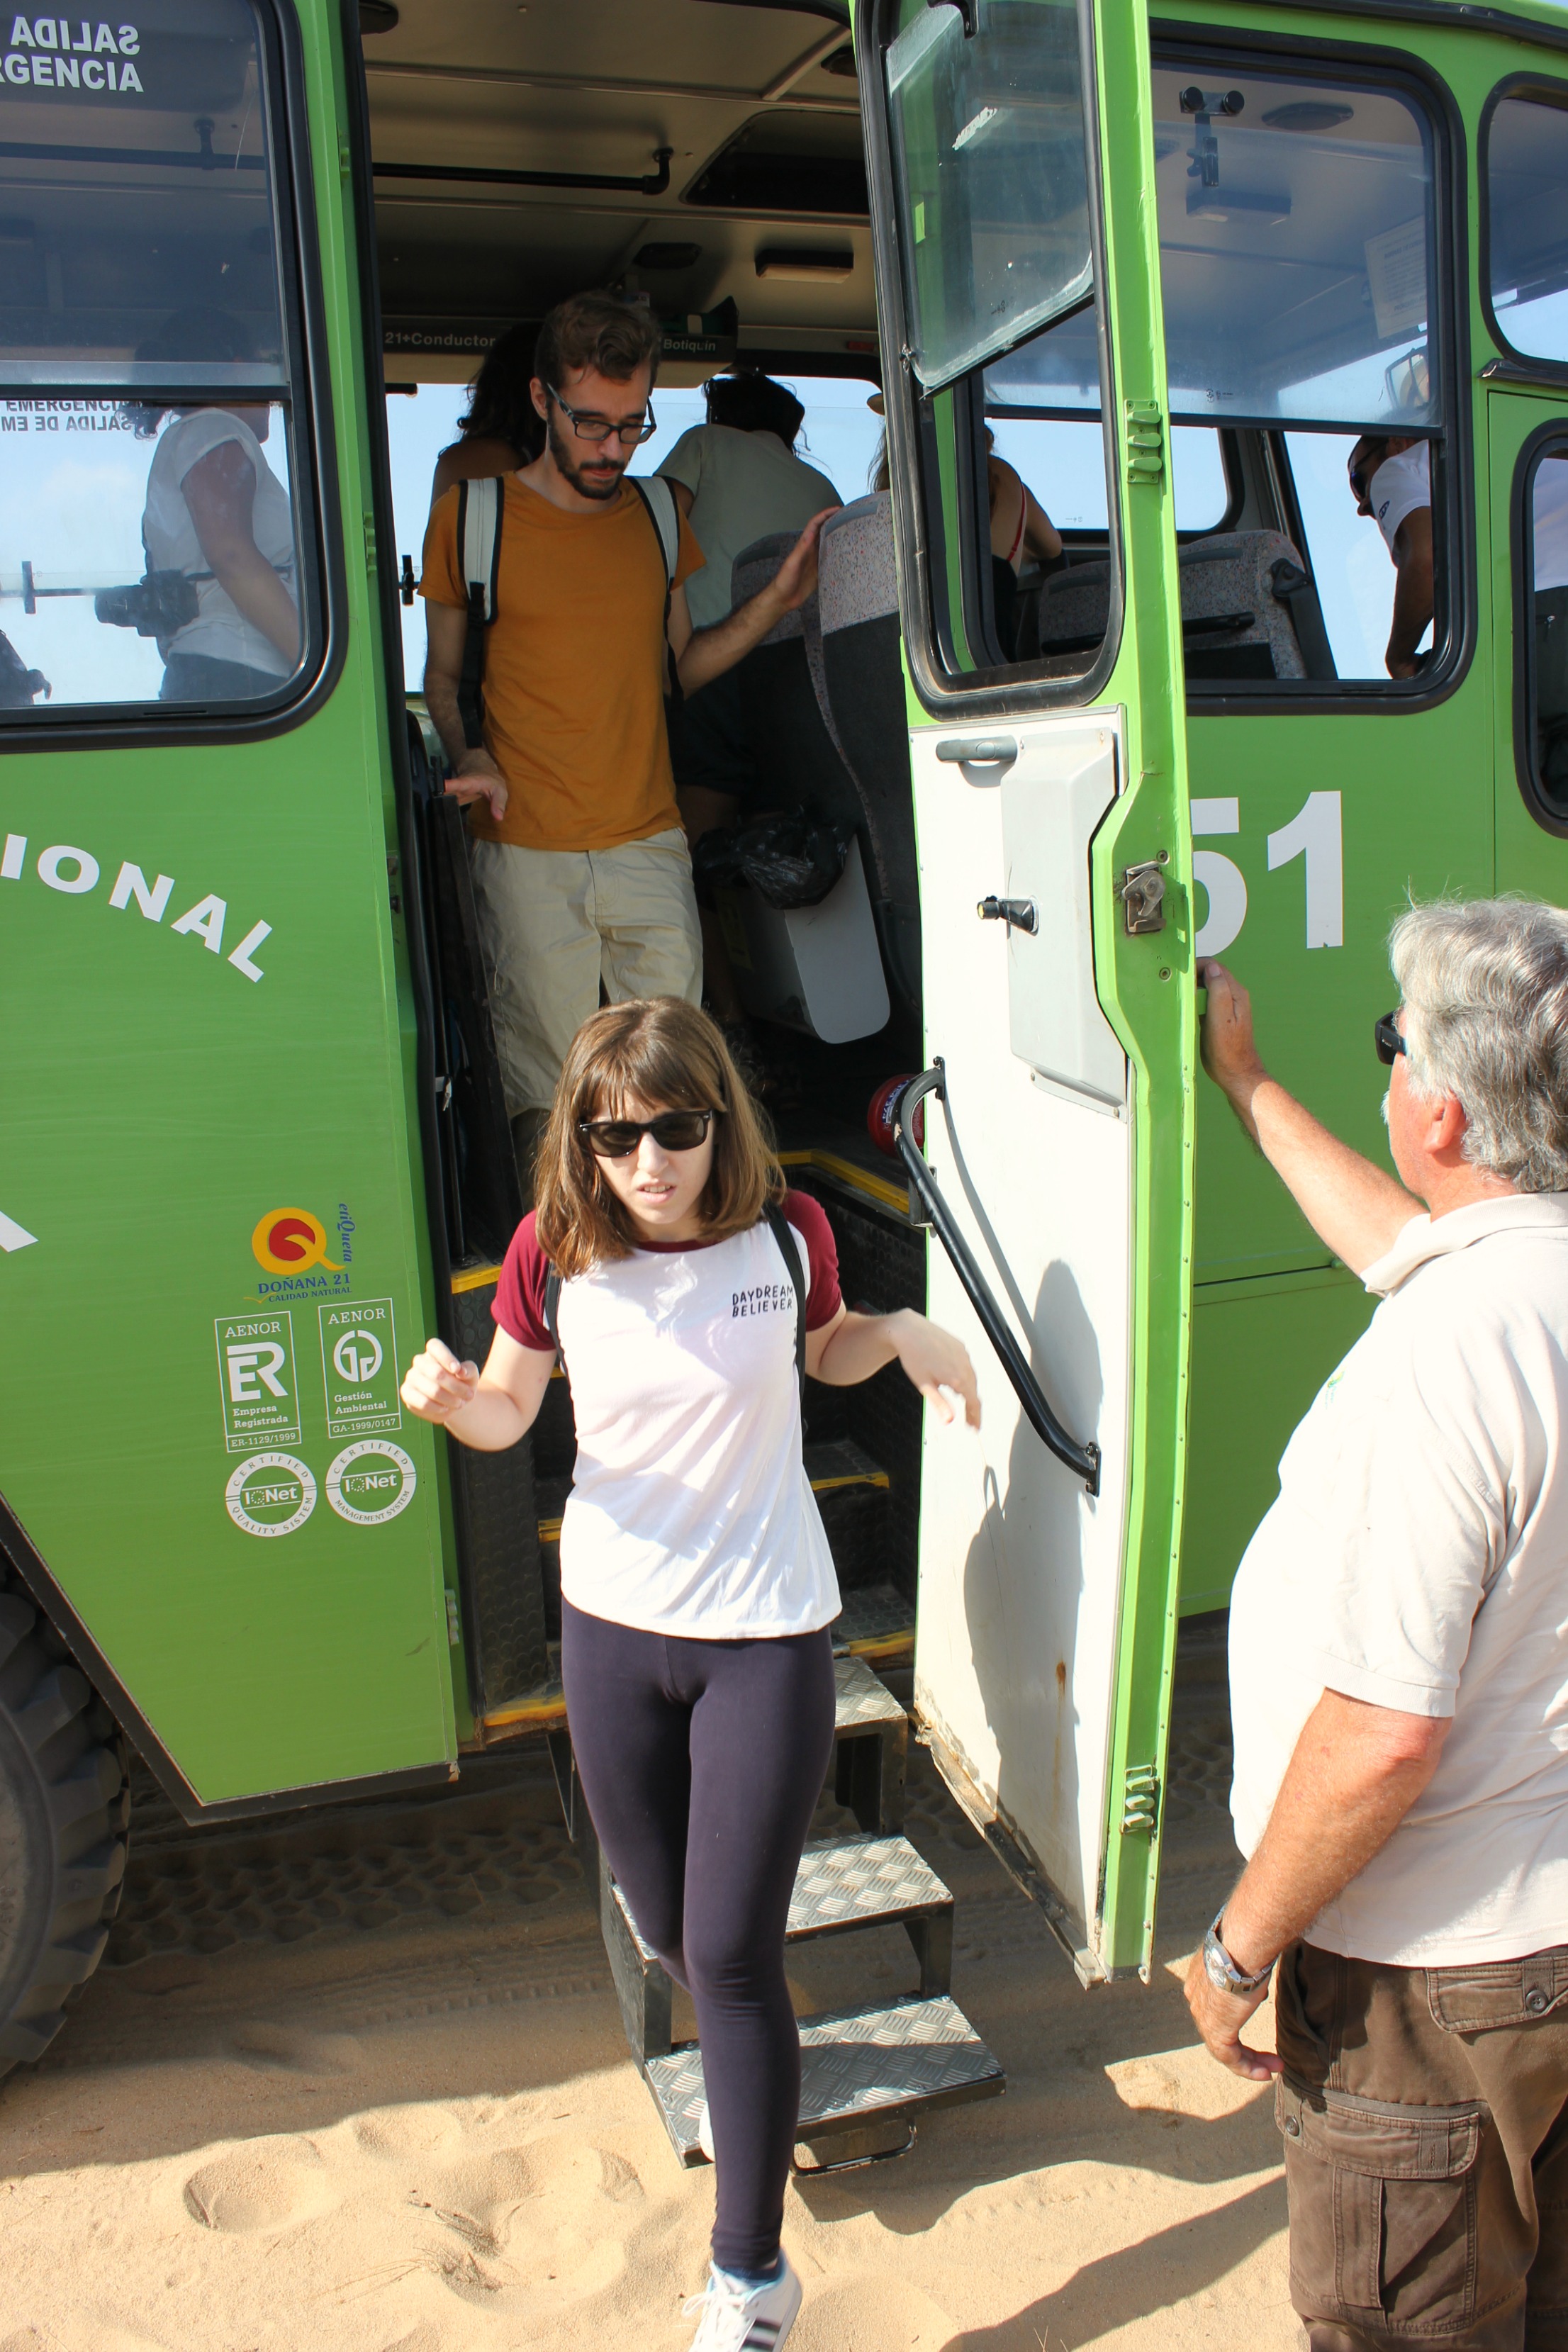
[783,1190,843,1331]
[491,1211,556,1352]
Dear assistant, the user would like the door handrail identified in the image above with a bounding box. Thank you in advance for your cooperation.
[892,1065,1102,1495]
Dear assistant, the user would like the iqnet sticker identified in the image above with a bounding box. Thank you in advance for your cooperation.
[318,1297,401,1438]
[214,1312,300,1453]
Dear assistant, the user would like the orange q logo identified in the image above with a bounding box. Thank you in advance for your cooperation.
[252,1208,342,1276]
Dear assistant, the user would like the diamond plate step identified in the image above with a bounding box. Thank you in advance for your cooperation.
[644,1994,1005,2166]
[612,1831,951,1956]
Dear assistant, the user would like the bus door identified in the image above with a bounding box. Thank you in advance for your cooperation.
[1480,78,1568,898]
[1158,30,1494,1614]
[862,0,1195,1981]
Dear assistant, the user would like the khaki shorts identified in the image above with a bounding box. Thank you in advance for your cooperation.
[469,827,702,1115]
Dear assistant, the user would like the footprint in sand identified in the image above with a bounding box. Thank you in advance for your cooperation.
[790,2276,956,2351]
[230,2021,363,2074]
[183,2134,337,2232]
[352,2105,466,2159]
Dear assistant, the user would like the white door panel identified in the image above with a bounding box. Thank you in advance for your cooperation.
[910,709,1132,1955]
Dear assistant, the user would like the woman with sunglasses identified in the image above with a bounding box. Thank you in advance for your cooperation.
[400,996,979,2352]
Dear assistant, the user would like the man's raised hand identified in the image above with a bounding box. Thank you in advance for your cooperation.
[772,508,836,613]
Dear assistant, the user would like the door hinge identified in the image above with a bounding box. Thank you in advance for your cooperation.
[339,139,352,181]
[1119,857,1167,934]
[363,511,378,573]
[1121,1762,1160,1837]
[1124,398,1165,485]
[444,1590,461,1648]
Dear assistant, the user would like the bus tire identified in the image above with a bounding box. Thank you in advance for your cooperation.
[0,1574,130,2078]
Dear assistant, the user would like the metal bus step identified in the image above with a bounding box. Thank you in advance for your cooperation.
[644,1994,1004,2168]
[600,1827,952,2070]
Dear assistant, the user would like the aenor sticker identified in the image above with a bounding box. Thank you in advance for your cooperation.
[325,1441,419,1526]
[214,1311,299,1453]
[225,1452,317,1539]
[318,1297,402,1438]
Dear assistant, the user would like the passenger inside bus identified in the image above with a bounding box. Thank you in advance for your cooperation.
[1348,435,1435,678]
[121,309,300,704]
[659,371,844,1026]
[428,323,544,509]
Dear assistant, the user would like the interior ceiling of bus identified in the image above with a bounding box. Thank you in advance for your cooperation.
[362,0,878,378]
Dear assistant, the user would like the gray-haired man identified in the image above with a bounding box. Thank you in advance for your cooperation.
[1187,901,1568,2351]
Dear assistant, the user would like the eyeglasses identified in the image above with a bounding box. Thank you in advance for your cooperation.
[1374,1009,1408,1065]
[548,385,657,447]
[578,1109,717,1159]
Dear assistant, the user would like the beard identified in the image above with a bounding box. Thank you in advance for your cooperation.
[547,412,628,501]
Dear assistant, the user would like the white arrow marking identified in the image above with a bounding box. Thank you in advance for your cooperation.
[0,1209,38,1253]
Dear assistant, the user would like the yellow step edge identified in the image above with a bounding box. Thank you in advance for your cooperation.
[477,1627,914,1735]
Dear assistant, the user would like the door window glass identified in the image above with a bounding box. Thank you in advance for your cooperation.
[988,417,1228,533]
[1486,94,1568,366]
[1523,444,1568,817]
[887,0,1093,394]
[1152,65,1438,432]
[0,1,310,717]
[1281,429,1431,679]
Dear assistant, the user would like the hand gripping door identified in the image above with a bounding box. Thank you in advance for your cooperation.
[863,0,1196,1981]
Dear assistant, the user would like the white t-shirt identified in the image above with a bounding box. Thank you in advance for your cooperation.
[1229,1194,1568,1967]
[1369,442,1430,554]
[493,1194,844,1638]
[142,409,297,675]
[657,425,839,627]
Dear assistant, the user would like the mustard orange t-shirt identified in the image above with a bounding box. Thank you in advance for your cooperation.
[420,476,705,852]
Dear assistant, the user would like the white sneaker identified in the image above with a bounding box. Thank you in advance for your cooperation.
[697,2099,715,2161]
[683,2256,802,2351]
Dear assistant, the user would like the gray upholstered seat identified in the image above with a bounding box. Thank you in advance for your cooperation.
[724,532,861,832]
[1034,529,1335,683]
[814,494,920,1021]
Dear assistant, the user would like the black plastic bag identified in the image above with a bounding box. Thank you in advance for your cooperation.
[693,810,853,911]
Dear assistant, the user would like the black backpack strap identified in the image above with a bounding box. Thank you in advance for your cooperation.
[630,474,684,707]
[455,476,505,749]
[544,1262,563,1362]
[763,1199,807,1396]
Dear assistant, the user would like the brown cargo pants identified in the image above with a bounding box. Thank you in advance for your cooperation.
[1273,1938,1568,2349]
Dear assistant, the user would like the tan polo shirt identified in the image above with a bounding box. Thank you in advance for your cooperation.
[1229,1194,1568,1966]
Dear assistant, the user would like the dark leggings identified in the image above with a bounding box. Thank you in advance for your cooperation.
[561,1598,836,2274]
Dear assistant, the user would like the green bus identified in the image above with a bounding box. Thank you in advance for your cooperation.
[4,0,1568,2115]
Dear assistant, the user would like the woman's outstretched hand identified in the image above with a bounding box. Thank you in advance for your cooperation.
[401,1336,481,1425]
[892,1311,981,1429]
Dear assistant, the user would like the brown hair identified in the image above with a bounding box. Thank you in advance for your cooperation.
[534,999,783,1279]
[532,291,662,396]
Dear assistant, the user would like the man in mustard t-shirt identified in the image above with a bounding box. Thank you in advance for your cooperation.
[421,291,830,1183]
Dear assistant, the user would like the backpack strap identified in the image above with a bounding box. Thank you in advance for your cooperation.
[544,1262,564,1362]
[630,474,684,707]
[455,476,505,749]
[762,1199,807,1397]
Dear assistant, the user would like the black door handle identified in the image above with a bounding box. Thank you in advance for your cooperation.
[892,1065,1101,1495]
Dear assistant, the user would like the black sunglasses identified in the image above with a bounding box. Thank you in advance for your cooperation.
[578,1109,718,1159]
[1374,1009,1408,1066]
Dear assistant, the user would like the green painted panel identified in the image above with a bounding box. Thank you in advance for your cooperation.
[1180,1268,1374,1616]
[0,1,454,1803]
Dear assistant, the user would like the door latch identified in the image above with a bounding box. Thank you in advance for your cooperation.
[1121,1762,1160,1838]
[977,894,1038,936]
[1119,860,1167,935]
[1124,398,1165,486]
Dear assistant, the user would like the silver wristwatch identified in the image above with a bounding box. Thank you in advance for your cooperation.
[1202,1912,1275,1995]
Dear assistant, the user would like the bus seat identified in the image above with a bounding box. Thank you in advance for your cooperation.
[727,533,863,835]
[1033,530,1331,682]
[814,493,922,1020]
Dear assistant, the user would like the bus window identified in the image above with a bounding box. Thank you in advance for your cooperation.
[1486,89,1568,366]
[1521,443,1568,819]
[1149,58,1449,693]
[0,1,313,717]
[987,418,1231,535]
[884,0,1114,681]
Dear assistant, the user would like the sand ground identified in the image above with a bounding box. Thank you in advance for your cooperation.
[0,1635,1299,2351]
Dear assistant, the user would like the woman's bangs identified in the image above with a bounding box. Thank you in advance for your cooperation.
[586,1034,723,1124]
